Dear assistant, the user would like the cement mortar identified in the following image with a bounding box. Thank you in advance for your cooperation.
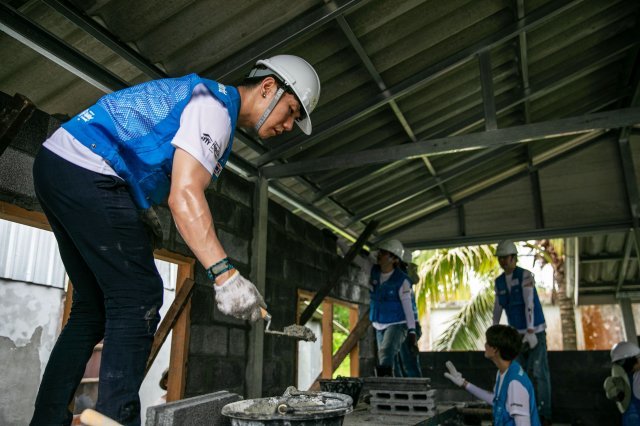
[222,387,352,423]
[282,325,316,342]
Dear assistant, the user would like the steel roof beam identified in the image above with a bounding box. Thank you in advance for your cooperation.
[402,220,633,250]
[478,51,497,131]
[335,15,453,205]
[206,0,372,81]
[615,231,635,294]
[309,44,631,200]
[0,2,127,93]
[255,0,583,166]
[374,132,614,243]
[263,108,640,178]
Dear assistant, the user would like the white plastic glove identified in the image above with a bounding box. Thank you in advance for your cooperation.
[214,271,267,322]
[444,361,466,388]
[523,332,538,349]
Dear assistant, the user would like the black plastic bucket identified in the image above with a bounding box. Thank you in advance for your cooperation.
[221,387,353,426]
[319,377,363,405]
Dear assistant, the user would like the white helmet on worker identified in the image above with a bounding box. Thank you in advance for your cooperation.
[248,54,321,135]
[496,240,518,257]
[611,341,640,363]
[377,239,404,260]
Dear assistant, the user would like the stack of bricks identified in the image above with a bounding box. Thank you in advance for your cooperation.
[364,377,436,416]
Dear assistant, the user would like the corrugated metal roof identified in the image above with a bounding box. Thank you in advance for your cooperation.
[1,0,640,303]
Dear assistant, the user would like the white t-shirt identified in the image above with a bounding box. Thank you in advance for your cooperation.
[495,370,531,418]
[43,83,231,179]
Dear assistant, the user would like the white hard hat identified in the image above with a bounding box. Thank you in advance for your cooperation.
[496,240,518,256]
[611,341,640,363]
[402,251,413,264]
[249,55,321,135]
[377,239,404,260]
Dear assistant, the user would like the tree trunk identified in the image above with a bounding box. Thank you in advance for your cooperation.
[539,240,577,350]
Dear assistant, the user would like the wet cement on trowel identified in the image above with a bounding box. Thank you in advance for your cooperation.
[282,324,317,342]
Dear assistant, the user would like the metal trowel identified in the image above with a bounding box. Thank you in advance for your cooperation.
[261,308,316,342]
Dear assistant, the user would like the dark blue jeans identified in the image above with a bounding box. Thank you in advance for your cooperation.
[517,330,551,420]
[30,148,163,426]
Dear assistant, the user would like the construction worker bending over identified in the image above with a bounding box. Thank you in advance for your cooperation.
[369,239,417,377]
[604,341,640,425]
[445,325,541,426]
[30,55,320,426]
[493,240,551,425]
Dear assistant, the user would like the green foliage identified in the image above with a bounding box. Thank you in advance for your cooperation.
[434,285,496,351]
[415,245,499,316]
[332,305,351,378]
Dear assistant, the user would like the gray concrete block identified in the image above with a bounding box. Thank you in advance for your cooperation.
[145,390,242,426]
[218,229,249,265]
[189,325,228,356]
[228,328,246,357]
[218,172,253,208]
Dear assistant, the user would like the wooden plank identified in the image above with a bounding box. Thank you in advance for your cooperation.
[321,302,334,379]
[166,263,194,402]
[349,309,360,377]
[0,201,50,230]
[299,220,378,325]
[145,277,194,375]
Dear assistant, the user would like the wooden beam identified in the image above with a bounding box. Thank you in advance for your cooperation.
[166,262,194,402]
[349,309,359,377]
[309,307,371,391]
[0,201,49,230]
[322,302,334,380]
[298,220,378,325]
[145,277,194,375]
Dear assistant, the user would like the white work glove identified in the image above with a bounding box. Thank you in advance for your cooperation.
[523,332,538,349]
[444,361,466,388]
[214,271,267,322]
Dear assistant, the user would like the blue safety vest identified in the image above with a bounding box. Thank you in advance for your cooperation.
[369,265,409,325]
[492,361,541,426]
[495,267,545,330]
[63,74,240,209]
[623,371,640,425]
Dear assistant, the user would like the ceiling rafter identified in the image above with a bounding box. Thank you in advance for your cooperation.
[254,0,584,167]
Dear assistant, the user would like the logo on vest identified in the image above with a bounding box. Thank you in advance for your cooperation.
[78,109,95,123]
[217,83,227,95]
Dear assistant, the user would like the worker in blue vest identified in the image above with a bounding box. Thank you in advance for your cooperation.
[493,240,551,425]
[445,324,541,426]
[369,239,417,377]
[604,341,640,425]
[394,251,422,377]
[30,55,320,426]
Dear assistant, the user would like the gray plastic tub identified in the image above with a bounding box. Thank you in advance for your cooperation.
[221,387,353,426]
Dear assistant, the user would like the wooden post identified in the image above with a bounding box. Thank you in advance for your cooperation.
[322,302,334,379]
[349,309,360,377]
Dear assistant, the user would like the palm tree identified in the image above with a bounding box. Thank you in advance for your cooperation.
[417,239,578,351]
[528,239,577,350]
[414,245,499,350]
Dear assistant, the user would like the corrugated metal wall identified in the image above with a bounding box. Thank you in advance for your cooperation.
[0,218,66,288]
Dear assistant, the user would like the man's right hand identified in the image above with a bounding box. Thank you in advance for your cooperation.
[213,271,267,322]
[444,361,466,388]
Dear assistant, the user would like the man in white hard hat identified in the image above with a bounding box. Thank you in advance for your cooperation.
[369,239,417,377]
[604,341,640,424]
[30,55,320,425]
[493,240,551,425]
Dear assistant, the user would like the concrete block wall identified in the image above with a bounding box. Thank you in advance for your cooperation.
[421,350,620,426]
